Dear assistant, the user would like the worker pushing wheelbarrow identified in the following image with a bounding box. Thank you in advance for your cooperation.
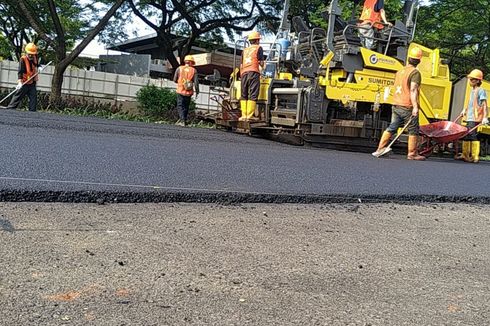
[419,69,488,162]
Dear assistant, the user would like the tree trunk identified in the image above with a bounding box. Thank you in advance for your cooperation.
[156,35,180,70]
[50,63,68,106]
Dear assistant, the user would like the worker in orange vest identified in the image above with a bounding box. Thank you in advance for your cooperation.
[239,31,264,121]
[372,47,426,160]
[458,69,488,163]
[173,55,199,126]
[5,43,40,111]
[358,0,392,50]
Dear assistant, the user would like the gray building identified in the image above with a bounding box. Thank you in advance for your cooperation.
[104,33,238,81]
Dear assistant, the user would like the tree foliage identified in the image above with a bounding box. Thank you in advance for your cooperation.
[0,3,34,59]
[129,0,283,69]
[4,0,128,102]
[415,0,489,77]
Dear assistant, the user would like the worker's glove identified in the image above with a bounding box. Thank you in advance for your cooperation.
[15,82,23,91]
[482,117,489,125]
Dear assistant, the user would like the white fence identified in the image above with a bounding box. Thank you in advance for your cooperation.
[0,60,222,112]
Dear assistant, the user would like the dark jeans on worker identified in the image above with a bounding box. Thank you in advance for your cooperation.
[7,83,37,112]
[240,71,260,101]
[177,93,191,122]
[463,121,478,141]
[386,106,419,135]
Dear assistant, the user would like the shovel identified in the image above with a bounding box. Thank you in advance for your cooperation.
[373,116,414,158]
[0,60,53,105]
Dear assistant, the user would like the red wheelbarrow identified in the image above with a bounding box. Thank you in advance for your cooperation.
[419,115,481,156]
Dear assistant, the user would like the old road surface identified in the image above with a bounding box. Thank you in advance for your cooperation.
[1,110,489,326]
[0,109,488,203]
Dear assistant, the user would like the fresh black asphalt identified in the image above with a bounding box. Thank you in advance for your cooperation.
[0,110,488,203]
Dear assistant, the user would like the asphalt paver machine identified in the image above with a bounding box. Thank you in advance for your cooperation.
[217,0,454,152]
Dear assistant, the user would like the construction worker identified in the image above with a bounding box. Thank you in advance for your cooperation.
[239,31,264,121]
[372,47,426,160]
[173,55,199,126]
[358,0,392,50]
[459,69,488,163]
[5,43,39,111]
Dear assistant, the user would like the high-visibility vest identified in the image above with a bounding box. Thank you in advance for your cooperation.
[176,65,196,96]
[21,55,38,84]
[240,44,261,75]
[393,65,418,108]
[359,0,383,30]
[467,87,485,122]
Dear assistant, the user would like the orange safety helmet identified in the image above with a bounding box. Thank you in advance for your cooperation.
[184,55,195,63]
[408,47,423,60]
[248,31,261,41]
[25,43,38,55]
[467,69,483,80]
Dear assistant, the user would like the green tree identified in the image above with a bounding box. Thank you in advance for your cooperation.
[0,3,34,59]
[6,0,127,103]
[415,0,490,78]
[128,0,283,70]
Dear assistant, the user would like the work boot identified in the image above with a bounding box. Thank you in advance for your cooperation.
[460,141,472,162]
[372,131,392,157]
[407,135,426,160]
[246,100,257,120]
[471,141,480,163]
[238,100,247,121]
[455,141,467,160]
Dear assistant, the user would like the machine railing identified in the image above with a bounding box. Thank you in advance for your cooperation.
[341,23,412,55]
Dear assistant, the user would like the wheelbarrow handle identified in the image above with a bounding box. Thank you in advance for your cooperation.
[453,113,463,123]
[467,123,482,134]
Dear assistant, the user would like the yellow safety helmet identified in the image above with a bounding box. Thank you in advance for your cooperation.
[467,69,483,80]
[408,47,423,60]
[248,31,261,41]
[25,43,38,55]
[184,55,195,63]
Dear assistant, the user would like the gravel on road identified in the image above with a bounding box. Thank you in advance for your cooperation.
[1,202,489,325]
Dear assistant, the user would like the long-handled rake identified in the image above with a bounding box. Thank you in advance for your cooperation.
[0,60,53,105]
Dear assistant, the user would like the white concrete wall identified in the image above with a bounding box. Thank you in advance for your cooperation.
[0,60,222,112]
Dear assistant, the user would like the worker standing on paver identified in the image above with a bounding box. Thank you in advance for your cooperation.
[372,47,426,160]
[5,43,40,112]
[459,69,488,163]
[358,0,392,50]
[239,31,264,121]
[174,55,199,126]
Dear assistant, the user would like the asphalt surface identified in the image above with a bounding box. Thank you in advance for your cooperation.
[0,109,489,203]
[1,202,489,325]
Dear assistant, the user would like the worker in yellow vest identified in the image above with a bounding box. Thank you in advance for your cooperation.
[358,0,392,50]
[173,55,199,126]
[372,47,426,160]
[6,43,39,111]
[459,69,488,163]
[239,31,264,121]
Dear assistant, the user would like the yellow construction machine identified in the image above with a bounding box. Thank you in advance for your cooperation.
[216,0,489,155]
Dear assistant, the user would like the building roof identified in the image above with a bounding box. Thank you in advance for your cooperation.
[107,34,242,78]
